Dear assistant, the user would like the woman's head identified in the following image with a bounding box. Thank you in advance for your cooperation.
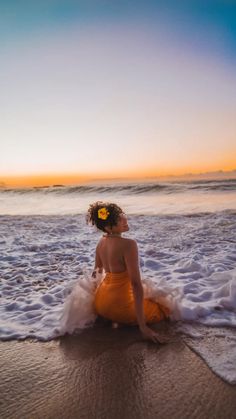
[86,201,129,234]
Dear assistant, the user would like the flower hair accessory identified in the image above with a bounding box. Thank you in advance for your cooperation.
[98,207,110,220]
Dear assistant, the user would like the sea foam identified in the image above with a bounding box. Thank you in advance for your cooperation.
[0,209,236,383]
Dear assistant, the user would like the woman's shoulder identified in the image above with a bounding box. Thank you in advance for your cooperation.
[96,236,137,248]
[122,237,137,248]
[122,236,136,242]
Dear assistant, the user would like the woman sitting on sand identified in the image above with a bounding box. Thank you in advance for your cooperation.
[87,201,170,343]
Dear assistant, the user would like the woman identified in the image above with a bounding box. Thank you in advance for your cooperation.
[87,201,170,343]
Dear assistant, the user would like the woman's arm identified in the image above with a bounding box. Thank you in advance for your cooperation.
[124,240,146,329]
[124,239,165,343]
[92,243,103,278]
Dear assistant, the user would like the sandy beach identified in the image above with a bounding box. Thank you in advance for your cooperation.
[1,323,236,419]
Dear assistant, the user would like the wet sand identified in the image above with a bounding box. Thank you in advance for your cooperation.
[1,325,236,419]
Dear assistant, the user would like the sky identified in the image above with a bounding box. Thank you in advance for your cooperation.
[1,0,236,186]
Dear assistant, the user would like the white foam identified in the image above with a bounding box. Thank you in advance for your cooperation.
[177,324,236,384]
[0,211,236,383]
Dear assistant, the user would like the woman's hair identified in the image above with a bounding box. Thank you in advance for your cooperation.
[86,201,123,232]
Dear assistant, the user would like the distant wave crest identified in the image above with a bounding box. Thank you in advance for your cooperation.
[1,178,236,196]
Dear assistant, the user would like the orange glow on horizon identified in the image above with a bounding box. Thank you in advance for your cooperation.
[0,174,91,188]
[1,162,236,188]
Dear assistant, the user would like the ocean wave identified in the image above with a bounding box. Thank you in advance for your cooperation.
[1,178,236,196]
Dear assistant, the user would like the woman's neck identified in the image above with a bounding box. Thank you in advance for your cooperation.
[104,232,122,237]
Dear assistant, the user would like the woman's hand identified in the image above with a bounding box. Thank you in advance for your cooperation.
[140,325,168,344]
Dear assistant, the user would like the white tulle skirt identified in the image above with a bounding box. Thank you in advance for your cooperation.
[59,270,180,336]
[60,271,105,335]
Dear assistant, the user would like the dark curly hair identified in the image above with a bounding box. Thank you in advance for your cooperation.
[86,201,123,232]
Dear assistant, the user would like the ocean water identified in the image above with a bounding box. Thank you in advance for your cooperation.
[1,178,236,215]
[0,178,236,383]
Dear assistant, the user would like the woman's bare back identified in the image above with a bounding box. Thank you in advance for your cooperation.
[96,236,133,273]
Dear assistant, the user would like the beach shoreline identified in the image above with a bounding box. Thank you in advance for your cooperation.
[1,326,236,419]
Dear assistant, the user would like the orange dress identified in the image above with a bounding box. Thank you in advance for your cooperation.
[94,271,170,324]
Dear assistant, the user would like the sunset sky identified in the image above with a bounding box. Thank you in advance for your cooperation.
[1,1,236,186]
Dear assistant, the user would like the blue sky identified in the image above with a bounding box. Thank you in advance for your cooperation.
[1,1,236,184]
[1,0,236,59]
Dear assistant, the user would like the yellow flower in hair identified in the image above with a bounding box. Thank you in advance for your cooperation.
[98,207,110,220]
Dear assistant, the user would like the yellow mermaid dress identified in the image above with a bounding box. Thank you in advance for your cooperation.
[94,271,170,324]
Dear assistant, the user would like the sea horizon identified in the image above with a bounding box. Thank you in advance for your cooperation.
[1,169,236,189]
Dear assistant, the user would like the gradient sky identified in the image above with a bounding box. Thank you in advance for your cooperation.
[1,1,236,185]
